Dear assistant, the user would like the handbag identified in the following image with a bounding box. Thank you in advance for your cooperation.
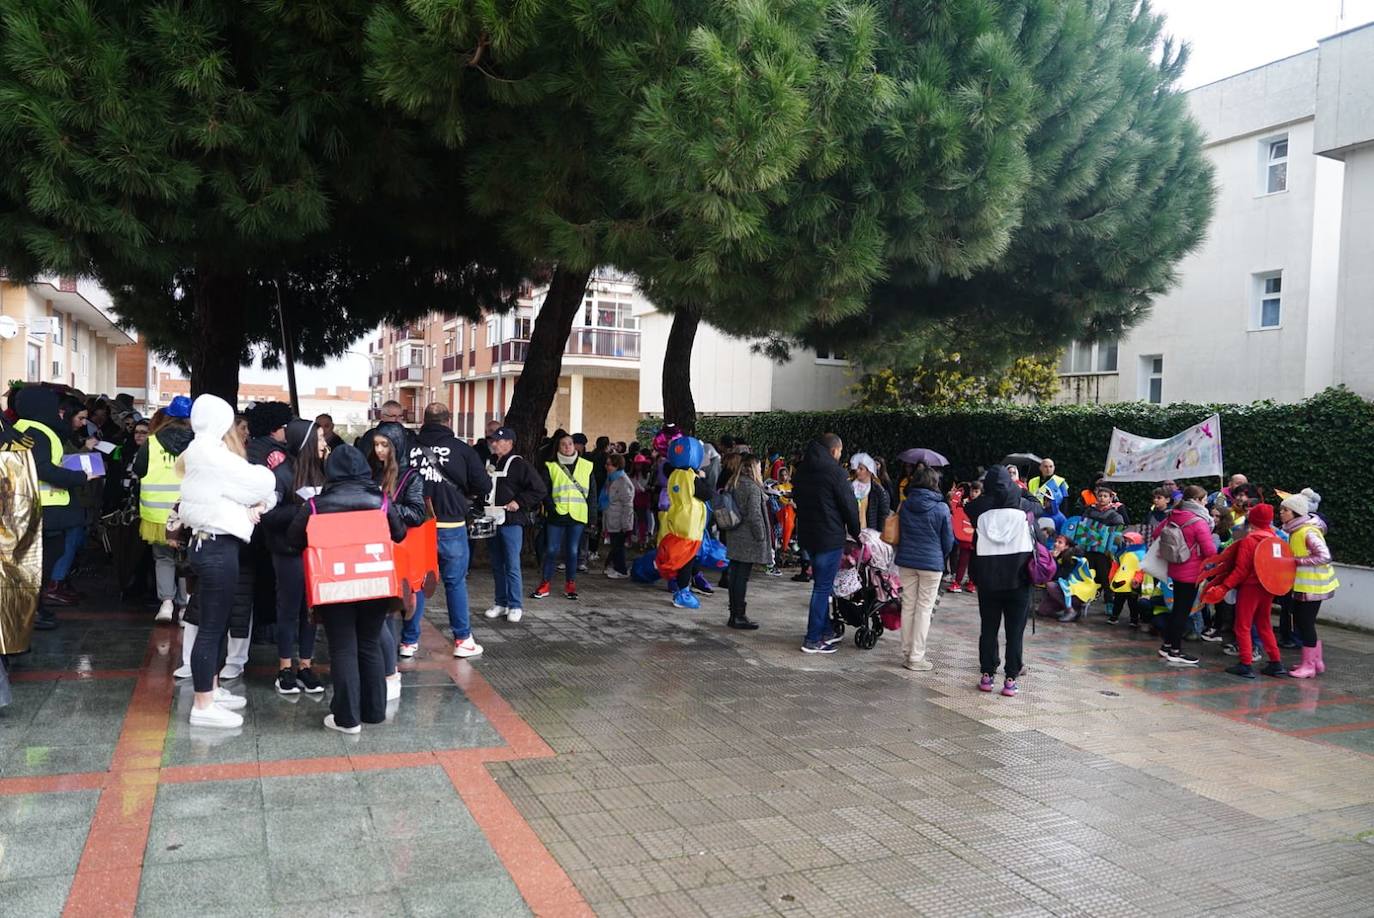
[881,512,899,546]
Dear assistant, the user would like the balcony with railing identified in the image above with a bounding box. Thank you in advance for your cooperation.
[566,328,640,359]
[368,372,383,388]
[441,353,463,376]
[490,340,529,365]
[394,324,423,343]
[391,364,425,386]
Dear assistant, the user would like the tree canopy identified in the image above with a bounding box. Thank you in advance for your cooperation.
[0,0,523,398]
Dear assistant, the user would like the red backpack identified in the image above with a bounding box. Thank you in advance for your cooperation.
[303,498,399,607]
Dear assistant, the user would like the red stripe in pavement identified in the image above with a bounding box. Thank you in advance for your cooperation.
[440,753,594,918]
[0,771,109,797]
[63,623,175,918]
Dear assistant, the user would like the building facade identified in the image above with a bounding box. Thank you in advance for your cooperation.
[0,276,134,395]
[1057,23,1374,407]
[368,271,856,442]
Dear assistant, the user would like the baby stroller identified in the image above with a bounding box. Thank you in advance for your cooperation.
[830,529,902,649]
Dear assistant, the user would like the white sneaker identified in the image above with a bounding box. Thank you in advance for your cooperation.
[190,703,243,729]
[506,607,524,624]
[172,663,192,679]
[219,663,244,680]
[398,642,418,659]
[324,714,361,735]
[155,599,174,623]
[483,605,507,620]
[453,636,484,658]
[605,570,628,580]
[212,686,247,710]
[386,675,402,701]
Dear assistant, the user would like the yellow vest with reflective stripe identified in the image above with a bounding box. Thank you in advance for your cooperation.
[1290,523,1339,595]
[545,457,592,524]
[13,419,71,507]
[139,435,182,526]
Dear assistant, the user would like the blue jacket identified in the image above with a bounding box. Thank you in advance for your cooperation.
[895,487,955,572]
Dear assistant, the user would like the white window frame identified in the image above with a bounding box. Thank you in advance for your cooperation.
[1259,134,1288,196]
[1139,354,1163,404]
[1251,270,1283,330]
[814,346,849,365]
[1058,338,1119,375]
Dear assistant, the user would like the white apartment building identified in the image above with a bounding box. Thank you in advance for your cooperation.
[1057,22,1374,407]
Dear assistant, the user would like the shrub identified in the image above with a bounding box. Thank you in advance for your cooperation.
[689,387,1374,564]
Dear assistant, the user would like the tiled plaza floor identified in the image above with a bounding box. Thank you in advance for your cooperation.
[3,559,1374,917]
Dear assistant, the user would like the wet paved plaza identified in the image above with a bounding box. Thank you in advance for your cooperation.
[3,568,1374,917]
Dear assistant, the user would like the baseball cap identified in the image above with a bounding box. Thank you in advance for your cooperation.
[491,427,516,442]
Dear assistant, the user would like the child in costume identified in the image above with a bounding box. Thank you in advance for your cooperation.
[1036,535,1096,620]
[654,436,712,609]
[1205,503,1288,679]
[947,480,979,593]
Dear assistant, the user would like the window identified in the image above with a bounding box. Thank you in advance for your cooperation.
[407,345,424,366]
[1140,355,1163,404]
[815,347,848,364]
[486,314,499,345]
[1263,135,1288,194]
[1059,338,1119,374]
[51,316,62,346]
[513,312,533,339]
[1253,271,1282,329]
[593,300,636,330]
[27,343,41,381]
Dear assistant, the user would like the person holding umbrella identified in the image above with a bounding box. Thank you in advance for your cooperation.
[896,448,947,503]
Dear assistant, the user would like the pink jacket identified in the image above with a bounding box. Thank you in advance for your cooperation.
[1163,503,1217,583]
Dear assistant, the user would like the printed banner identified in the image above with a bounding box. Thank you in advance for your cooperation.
[1102,414,1222,482]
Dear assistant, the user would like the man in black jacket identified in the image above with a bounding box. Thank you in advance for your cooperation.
[480,428,547,625]
[792,433,861,654]
[411,403,491,658]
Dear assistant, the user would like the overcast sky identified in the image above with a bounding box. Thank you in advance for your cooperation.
[240,0,1374,395]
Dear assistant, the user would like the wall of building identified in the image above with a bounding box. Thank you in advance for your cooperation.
[1330,146,1374,396]
[1112,115,1327,405]
[770,353,857,412]
[580,377,639,442]
[636,311,773,416]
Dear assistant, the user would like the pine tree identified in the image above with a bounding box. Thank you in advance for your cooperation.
[0,0,521,401]
[795,0,1217,372]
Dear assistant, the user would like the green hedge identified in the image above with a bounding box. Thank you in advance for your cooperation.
[683,387,1374,565]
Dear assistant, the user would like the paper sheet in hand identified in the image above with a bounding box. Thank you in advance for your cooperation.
[61,452,105,477]
[93,441,118,455]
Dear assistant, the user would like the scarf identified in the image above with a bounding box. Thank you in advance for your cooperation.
[599,468,624,511]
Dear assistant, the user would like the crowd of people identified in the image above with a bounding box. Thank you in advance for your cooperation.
[0,383,1340,720]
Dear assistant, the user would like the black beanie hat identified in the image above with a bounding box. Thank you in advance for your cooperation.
[246,401,294,438]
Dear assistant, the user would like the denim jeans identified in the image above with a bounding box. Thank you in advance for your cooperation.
[437,526,472,640]
[272,552,316,662]
[805,548,843,643]
[51,523,86,582]
[401,589,426,646]
[489,525,525,609]
[188,534,243,693]
[542,522,585,584]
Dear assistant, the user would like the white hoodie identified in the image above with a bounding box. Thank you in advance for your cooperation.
[178,395,278,542]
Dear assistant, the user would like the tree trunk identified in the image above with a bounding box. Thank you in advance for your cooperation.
[504,264,592,456]
[662,308,700,434]
[188,269,247,405]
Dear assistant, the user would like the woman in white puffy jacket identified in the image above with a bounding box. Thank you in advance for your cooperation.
[178,395,278,728]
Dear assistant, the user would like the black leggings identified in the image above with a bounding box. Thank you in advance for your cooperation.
[188,534,244,693]
[1166,582,1198,651]
[728,562,753,611]
[1294,599,1322,647]
[1212,599,1235,634]
[609,532,628,574]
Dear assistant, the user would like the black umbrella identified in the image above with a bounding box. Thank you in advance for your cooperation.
[1000,452,1042,467]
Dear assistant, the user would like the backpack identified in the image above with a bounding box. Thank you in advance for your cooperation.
[713,488,743,532]
[1157,519,1195,564]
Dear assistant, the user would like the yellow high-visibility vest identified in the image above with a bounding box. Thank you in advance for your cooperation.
[139,435,182,526]
[1290,523,1339,595]
[545,457,593,524]
[13,419,71,507]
